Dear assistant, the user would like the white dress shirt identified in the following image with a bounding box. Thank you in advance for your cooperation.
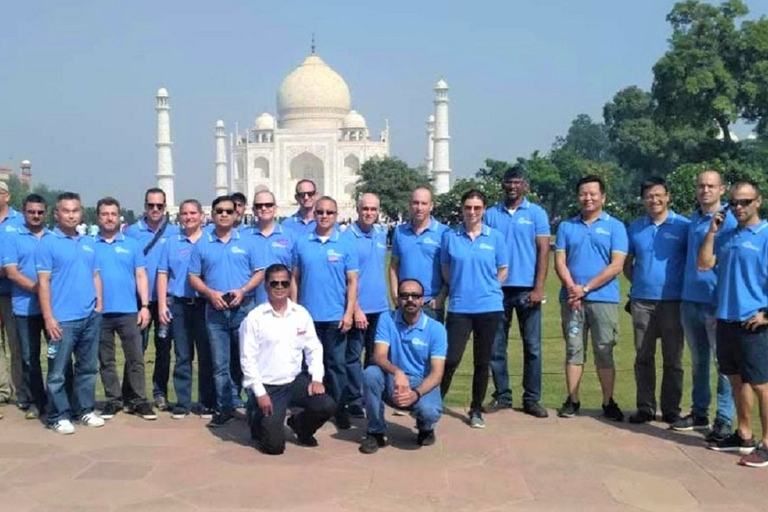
[239,299,324,397]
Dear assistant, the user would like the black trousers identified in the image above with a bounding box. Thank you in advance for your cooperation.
[99,313,147,406]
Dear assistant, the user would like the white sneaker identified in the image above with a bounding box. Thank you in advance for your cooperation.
[51,419,75,435]
[80,412,106,428]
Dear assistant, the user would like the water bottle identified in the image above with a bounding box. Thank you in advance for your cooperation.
[567,307,583,340]
[157,310,173,339]
[47,340,60,360]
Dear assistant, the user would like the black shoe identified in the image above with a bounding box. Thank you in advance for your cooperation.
[359,432,388,454]
[207,412,234,428]
[523,401,549,418]
[287,416,319,447]
[196,406,215,420]
[417,429,436,447]
[100,402,122,420]
[130,402,158,420]
[171,406,190,420]
[154,395,170,412]
[705,418,732,443]
[483,398,513,414]
[661,412,681,425]
[708,432,756,455]
[671,413,709,431]
[346,404,366,418]
[557,397,580,418]
[602,398,624,422]
[335,413,352,430]
[629,410,655,424]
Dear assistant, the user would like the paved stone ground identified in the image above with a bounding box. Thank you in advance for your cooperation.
[1,404,767,512]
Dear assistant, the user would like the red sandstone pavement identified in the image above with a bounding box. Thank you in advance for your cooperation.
[1,404,767,512]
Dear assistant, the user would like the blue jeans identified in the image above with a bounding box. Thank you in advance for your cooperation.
[680,301,734,423]
[363,365,442,434]
[15,314,46,409]
[343,311,382,409]
[170,298,215,410]
[46,311,101,424]
[314,321,347,413]
[141,301,173,399]
[206,300,254,413]
[490,287,543,405]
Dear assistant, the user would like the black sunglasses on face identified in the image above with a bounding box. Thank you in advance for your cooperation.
[296,191,316,199]
[398,292,423,300]
[215,208,234,215]
[269,280,290,289]
[26,210,45,215]
[315,209,336,216]
[253,203,275,209]
[729,198,758,208]
[146,203,166,210]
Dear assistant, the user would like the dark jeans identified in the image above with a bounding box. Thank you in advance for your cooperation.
[490,287,543,405]
[441,311,503,413]
[140,301,173,399]
[422,304,445,324]
[15,314,46,409]
[246,373,336,455]
[343,311,382,409]
[314,321,347,414]
[206,300,254,413]
[99,313,147,406]
[170,297,215,410]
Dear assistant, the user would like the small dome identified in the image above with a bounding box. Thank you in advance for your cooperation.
[216,119,225,128]
[435,78,448,90]
[254,112,276,130]
[342,110,366,129]
[157,87,169,97]
[20,159,30,166]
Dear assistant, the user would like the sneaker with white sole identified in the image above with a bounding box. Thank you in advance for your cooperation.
[51,419,75,435]
[80,412,106,428]
[469,411,486,429]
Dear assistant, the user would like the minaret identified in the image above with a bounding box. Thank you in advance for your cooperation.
[215,120,228,197]
[426,114,435,174]
[20,159,31,187]
[155,88,175,210]
[432,79,451,194]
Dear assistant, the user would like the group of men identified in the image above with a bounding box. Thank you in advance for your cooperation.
[0,165,767,467]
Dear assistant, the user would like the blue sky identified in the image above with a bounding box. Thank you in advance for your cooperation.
[2,0,756,211]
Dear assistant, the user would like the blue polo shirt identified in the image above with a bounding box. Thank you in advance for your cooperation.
[0,207,26,295]
[247,224,295,304]
[188,230,264,296]
[391,218,448,302]
[95,234,146,314]
[681,207,737,304]
[124,219,179,302]
[342,223,389,314]
[35,228,99,322]
[281,211,316,237]
[374,309,447,380]
[714,220,768,321]
[292,228,359,322]
[555,212,628,303]
[1,226,50,316]
[440,224,508,314]
[158,233,202,299]
[483,199,550,288]
[627,211,690,300]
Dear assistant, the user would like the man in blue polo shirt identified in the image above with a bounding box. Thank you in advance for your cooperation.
[247,190,295,305]
[389,187,448,323]
[94,197,156,421]
[624,177,690,425]
[2,194,50,419]
[554,175,627,421]
[359,278,446,454]
[282,179,317,236]
[124,187,179,411]
[700,180,768,467]
[341,193,390,419]
[36,192,105,434]
[675,169,736,439]
[0,180,26,405]
[292,195,359,429]
[189,195,265,428]
[483,164,551,418]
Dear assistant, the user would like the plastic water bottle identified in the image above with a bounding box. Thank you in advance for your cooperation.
[157,311,173,339]
[47,340,60,360]
[567,308,583,340]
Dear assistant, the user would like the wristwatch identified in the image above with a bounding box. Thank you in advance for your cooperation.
[582,285,591,295]
[141,304,149,309]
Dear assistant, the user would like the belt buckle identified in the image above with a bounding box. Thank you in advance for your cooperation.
[185,297,197,306]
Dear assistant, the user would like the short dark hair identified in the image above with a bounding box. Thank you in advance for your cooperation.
[97,196,121,213]
[144,188,166,204]
[295,179,317,194]
[502,163,526,182]
[461,188,486,206]
[56,192,81,204]
[212,195,234,210]
[731,179,761,196]
[23,194,47,208]
[640,176,668,197]
[398,278,424,295]
[576,175,605,194]
[315,195,338,209]
[230,192,247,205]
[180,199,202,213]
[265,263,292,282]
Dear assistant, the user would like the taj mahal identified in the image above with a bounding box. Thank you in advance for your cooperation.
[154,49,451,219]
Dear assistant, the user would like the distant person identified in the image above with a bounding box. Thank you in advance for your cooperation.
[231,192,248,232]
[282,179,318,236]
[554,175,626,422]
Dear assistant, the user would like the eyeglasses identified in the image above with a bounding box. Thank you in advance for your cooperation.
[146,203,166,210]
[463,205,484,212]
[315,209,337,216]
[398,292,424,300]
[729,198,758,208]
[215,208,234,215]
[253,203,275,210]
[268,280,290,289]
[296,191,316,199]
[25,210,45,215]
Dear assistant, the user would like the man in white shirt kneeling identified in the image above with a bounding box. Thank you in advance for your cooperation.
[239,263,336,455]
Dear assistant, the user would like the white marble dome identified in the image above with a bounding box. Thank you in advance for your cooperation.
[342,110,366,129]
[277,53,351,129]
[254,112,276,130]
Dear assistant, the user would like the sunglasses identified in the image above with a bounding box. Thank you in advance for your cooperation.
[398,292,424,300]
[25,210,45,215]
[463,205,484,212]
[253,202,275,210]
[215,208,234,215]
[269,280,290,289]
[146,203,166,210]
[296,191,316,199]
[729,198,758,208]
[315,209,337,216]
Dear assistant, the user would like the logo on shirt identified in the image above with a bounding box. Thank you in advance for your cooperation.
[662,232,681,241]
[517,218,533,225]
[422,237,439,245]
[411,337,427,347]
[742,241,761,252]
[273,238,289,248]
[115,246,131,254]
[179,248,191,256]
[82,245,94,253]
[595,228,611,236]
[231,246,247,255]
[479,243,495,251]
[327,249,342,262]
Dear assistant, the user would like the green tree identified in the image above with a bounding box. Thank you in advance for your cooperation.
[4,175,29,210]
[354,157,432,221]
